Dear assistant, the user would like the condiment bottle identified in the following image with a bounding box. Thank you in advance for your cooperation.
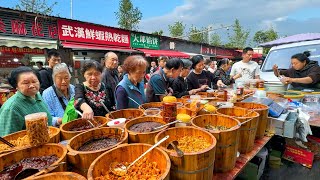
[162,96,177,123]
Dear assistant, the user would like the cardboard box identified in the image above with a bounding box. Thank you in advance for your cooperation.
[272,111,297,138]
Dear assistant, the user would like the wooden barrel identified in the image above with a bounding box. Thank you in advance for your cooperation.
[87,143,171,180]
[217,107,259,153]
[0,127,60,154]
[184,103,204,113]
[60,116,109,140]
[234,102,269,139]
[105,108,144,121]
[139,102,163,110]
[155,127,216,180]
[196,92,209,97]
[0,143,67,179]
[31,172,86,180]
[191,114,240,172]
[160,107,197,118]
[125,116,167,144]
[67,127,128,176]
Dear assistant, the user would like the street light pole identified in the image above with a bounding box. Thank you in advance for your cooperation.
[70,0,73,19]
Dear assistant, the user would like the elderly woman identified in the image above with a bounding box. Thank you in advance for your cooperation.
[146,58,183,102]
[0,66,52,136]
[74,61,115,120]
[172,59,203,98]
[115,55,148,109]
[213,58,241,86]
[187,55,225,91]
[42,63,75,127]
[273,51,320,90]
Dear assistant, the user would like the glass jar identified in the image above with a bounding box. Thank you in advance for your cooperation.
[25,112,50,146]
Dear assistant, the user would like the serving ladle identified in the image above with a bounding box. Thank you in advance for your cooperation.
[151,120,182,131]
[99,99,116,119]
[167,140,184,157]
[0,136,15,148]
[110,135,169,177]
[75,110,96,128]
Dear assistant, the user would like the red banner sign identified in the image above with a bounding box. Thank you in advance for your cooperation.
[201,46,242,57]
[57,19,130,47]
[283,145,314,168]
[0,47,44,54]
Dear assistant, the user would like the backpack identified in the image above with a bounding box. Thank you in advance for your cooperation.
[62,97,78,124]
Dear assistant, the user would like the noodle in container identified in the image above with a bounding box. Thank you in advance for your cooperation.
[25,112,50,146]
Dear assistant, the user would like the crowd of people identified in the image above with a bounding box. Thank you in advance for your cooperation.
[1,46,320,136]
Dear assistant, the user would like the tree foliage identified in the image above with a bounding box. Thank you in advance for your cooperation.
[253,27,278,45]
[151,30,164,36]
[168,21,185,37]
[15,0,57,15]
[188,25,203,43]
[210,33,222,46]
[115,0,142,30]
[226,19,250,48]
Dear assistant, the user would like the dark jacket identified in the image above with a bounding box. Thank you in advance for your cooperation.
[186,70,219,91]
[280,60,320,89]
[213,68,235,85]
[101,68,119,92]
[171,76,189,98]
[39,68,53,93]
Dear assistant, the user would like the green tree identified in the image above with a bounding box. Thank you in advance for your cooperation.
[115,0,142,30]
[210,33,222,46]
[253,27,278,45]
[15,0,57,15]
[226,19,250,48]
[168,21,185,37]
[188,25,204,43]
[151,30,164,36]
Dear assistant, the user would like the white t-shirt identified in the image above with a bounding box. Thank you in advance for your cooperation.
[230,60,260,82]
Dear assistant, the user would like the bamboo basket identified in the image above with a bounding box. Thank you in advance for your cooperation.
[217,107,259,153]
[234,102,269,139]
[125,116,167,144]
[0,144,67,179]
[60,116,109,140]
[67,127,128,176]
[31,172,86,180]
[155,127,216,180]
[0,126,60,154]
[191,114,240,172]
[87,143,171,180]
[105,108,144,122]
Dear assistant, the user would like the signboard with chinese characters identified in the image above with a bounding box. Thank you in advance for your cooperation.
[0,46,44,54]
[0,10,57,39]
[58,19,130,47]
[201,46,241,57]
[130,32,159,49]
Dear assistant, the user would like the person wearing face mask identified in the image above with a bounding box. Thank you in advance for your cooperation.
[42,63,75,127]
[74,61,115,120]
[101,52,119,92]
[213,58,241,86]
[146,58,183,102]
[273,51,320,90]
[187,55,225,91]
[115,56,148,109]
[0,66,52,136]
[39,50,61,93]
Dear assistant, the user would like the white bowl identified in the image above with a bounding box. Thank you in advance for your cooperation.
[107,118,126,128]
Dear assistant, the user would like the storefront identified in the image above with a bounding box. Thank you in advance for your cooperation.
[201,46,242,60]
[57,19,141,68]
[0,8,58,86]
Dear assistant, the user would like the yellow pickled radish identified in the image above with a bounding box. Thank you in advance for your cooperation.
[177,113,191,123]
[163,96,177,103]
[204,104,216,113]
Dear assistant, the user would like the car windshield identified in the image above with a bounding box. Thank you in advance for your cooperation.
[262,44,320,71]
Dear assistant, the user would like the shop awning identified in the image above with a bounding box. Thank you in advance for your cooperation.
[216,55,234,59]
[61,41,139,53]
[182,52,213,59]
[0,35,57,49]
[137,48,190,58]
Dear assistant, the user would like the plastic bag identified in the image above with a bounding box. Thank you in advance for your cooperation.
[295,108,312,142]
[62,97,78,124]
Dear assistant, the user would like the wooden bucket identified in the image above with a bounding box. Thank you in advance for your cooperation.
[0,144,67,179]
[234,102,269,139]
[125,116,167,144]
[67,127,128,176]
[217,107,259,153]
[31,172,86,180]
[196,92,209,97]
[191,114,240,172]
[0,127,60,154]
[60,116,109,140]
[155,127,216,180]
[139,102,163,110]
[184,103,204,113]
[160,107,197,118]
[87,143,171,180]
[105,108,144,121]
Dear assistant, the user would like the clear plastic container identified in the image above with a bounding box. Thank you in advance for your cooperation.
[25,112,50,146]
[190,95,201,111]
